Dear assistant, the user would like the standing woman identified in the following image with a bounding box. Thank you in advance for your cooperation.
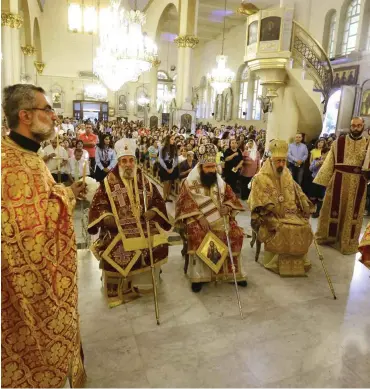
[159,134,179,202]
[95,134,117,182]
[240,139,260,200]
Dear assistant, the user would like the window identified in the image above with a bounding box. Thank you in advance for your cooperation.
[68,4,82,32]
[68,3,103,34]
[84,6,97,33]
[238,68,248,119]
[328,12,336,57]
[341,0,362,55]
[252,78,262,120]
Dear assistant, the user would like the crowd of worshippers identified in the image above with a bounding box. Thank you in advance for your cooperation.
[19,118,267,199]
[17,115,361,215]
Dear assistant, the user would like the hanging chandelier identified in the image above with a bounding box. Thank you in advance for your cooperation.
[207,0,235,94]
[93,0,158,91]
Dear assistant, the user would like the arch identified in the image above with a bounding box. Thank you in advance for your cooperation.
[236,63,248,82]
[155,3,179,43]
[33,17,42,61]
[322,9,336,57]
[144,0,179,41]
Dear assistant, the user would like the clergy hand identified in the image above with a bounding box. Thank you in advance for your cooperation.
[144,210,156,221]
[220,205,230,216]
[70,181,87,199]
[199,216,209,231]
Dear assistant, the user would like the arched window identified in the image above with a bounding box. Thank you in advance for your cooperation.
[328,13,336,57]
[341,0,362,55]
[252,78,262,120]
[238,68,248,119]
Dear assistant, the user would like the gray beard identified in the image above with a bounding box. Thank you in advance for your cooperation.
[119,166,134,180]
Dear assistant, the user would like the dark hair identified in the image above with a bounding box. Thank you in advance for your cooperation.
[314,138,326,149]
[221,131,230,140]
[98,134,112,149]
[76,139,84,147]
[161,134,176,159]
[2,84,46,129]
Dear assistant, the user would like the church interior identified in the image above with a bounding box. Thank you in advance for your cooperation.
[1,0,370,387]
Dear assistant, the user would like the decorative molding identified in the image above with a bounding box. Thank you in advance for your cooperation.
[21,45,36,56]
[151,58,161,68]
[1,12,23,28]
[34,61,45,75]
[174,35,199,49]
[237,2,259,16]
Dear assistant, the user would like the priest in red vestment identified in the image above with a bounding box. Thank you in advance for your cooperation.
[88,139,172,306]
[175,143,247,292]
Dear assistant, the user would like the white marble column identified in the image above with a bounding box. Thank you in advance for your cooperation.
[21,45,36,83]
[149,63,159,113]
[1,23,13,86]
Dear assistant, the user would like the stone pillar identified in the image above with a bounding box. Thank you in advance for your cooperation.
[150,59,160,113]
[21,45,36,83]
[246,77,255,120]
[174,35,199,109]
[1,11,23,86]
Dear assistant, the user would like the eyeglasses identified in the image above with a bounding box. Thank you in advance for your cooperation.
[30,107,55,114]
[351,124,363,129]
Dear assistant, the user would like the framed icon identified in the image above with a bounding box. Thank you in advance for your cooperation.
[196,231,228,274]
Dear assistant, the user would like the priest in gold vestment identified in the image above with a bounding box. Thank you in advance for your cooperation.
[88,139,171,306]
[2,84,86,388]
[175,143,247,292]
[314,117,368,255]
[248,140,314,276]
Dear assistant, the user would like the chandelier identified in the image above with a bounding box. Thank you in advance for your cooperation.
[207,0,235,94]
[93,0,158,91]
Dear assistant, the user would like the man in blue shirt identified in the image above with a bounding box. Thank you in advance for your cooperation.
[287,133,308,186]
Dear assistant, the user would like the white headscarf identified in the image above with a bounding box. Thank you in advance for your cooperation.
[247,140,258,161]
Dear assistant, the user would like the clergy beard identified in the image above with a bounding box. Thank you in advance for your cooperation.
[350,130,363,139]
[119,166,134,180]
[200,169,217,188]
[276,167,284,174]
[30,117,55,142]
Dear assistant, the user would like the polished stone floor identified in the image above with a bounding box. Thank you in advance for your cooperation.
[77,200,370,388]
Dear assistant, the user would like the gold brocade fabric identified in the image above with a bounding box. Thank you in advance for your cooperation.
[314,136,368,255]
[247,159,314,257]
[1,138,86,388]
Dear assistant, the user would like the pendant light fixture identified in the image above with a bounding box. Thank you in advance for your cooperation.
[207,0,235,95]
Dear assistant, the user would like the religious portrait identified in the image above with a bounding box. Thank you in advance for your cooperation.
[332,65,359,87]
[52,92,62,109]
[360,90,370,116]
[196,231,228,274]
[180,113,192,130]
[260,16,281,42]
[108,107,115,117]
[118,94,127,111]
[248,21,258,45]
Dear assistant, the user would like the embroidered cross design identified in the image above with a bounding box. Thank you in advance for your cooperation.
[111,184,126,207]
[115,244,126,260]
[189,180,203,194]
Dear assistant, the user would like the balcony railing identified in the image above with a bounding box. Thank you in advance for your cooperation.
[291,21,333,105]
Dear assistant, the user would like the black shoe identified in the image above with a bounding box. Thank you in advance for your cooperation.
[191,282,203,293]
[237,280,248,287]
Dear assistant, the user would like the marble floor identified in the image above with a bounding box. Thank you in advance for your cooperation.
[76,198,370,388]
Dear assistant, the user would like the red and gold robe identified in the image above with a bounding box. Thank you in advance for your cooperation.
[175,165,246,283]
[1,137,86,388]
[314,135,368,254]
[88,166,171,306]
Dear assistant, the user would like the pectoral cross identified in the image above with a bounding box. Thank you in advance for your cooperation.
[189,180,203,194]
[111,184,126,207]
